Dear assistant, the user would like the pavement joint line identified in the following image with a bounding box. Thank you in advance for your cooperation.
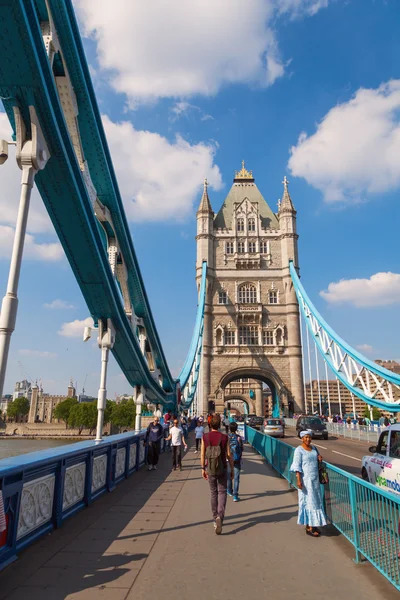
[332,450,362,461]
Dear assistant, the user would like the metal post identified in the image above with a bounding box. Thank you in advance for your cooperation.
[315,342,322,415]
[336,377,343,419]
[325,362,331,416]
[95,347,109,442]
[0,107,49,400]
[135,388,144,431]
[306,325,314,413]
[299,318,308,414]
[95,319,115,442]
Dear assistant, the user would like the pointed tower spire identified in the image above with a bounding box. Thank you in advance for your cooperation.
[197,178,213,214]
[279,176,295,212]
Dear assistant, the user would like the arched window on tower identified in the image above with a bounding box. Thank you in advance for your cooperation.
[275,326,284,346]
[269,290,278,304]
[248,218,255,232]
[238,283,257,304]
[237,218,244,232]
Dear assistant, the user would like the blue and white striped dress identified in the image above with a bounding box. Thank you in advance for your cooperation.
[290,446,327,527]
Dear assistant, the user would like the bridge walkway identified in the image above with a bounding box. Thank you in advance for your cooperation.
[0,441,397,600]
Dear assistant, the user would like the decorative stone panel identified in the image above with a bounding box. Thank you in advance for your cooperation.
[63,462,86,511]
[139,442,145,466]
[91,454,107,493]
[129,443,137,470]
[115,448,126,479]
[17,474,55,540]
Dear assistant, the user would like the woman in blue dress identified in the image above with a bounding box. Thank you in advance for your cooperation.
[290,430,327,537]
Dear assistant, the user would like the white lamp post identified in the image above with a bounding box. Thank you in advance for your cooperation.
[0,107,50,400]
[95,319,116,442]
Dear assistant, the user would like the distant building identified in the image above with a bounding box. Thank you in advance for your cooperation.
[78,394,96,403]
[13,380,32,402]
[375,360,400,375]
[116,394,132,404]
[28,379,77,424]
[0,395,13,414]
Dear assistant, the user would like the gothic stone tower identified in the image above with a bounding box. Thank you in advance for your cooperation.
[196,163,304,417]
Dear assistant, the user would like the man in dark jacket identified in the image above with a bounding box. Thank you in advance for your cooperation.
[145,417,164,471]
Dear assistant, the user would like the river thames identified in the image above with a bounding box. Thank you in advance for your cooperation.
[0,438,78,460]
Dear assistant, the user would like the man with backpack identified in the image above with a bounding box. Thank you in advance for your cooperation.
[201,414,234,535]
[227,421,243,502]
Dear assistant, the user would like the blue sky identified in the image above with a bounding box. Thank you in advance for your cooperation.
[1,0,400,398]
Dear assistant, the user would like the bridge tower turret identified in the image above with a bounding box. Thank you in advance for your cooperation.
[278,177,304,412]
[196,179,214,414]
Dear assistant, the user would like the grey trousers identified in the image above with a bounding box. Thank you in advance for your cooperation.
[208,470,228,521]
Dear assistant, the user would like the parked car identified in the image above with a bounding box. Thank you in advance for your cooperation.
[263,418,284,438]
[247,415,264,430]
[362,424,400,494]
[296,416,328,440]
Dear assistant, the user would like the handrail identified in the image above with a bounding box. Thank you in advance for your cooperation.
[246,425,400,591]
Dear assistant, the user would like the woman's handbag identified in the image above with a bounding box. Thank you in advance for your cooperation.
[318,463,329,485]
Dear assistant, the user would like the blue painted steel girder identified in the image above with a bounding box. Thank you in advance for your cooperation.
[0,0,174,403]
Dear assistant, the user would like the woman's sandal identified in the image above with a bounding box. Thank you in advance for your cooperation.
[306,527,321,537]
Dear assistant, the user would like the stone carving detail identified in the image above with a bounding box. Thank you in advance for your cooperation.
[92,454,107,493]
[63,462,86,511]
[115,448,126,479]
[139,442,146,466]
[17,474,55,540]
[129,443,137,470]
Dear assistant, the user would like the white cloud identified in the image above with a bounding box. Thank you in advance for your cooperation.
[320,272,400,307]
[58,317,94,338]
[279,0,329,18]
[102,115,223,221]
[170,102,213,123]
[73,0,327,104]
[0,226,63,261]
[44,299,76,310]
[19,349,57,358]
[288,80,400,204]
[356,344,374,355]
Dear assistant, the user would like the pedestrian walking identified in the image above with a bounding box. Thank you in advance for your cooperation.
[223,414,230,434]
[227,421,243,501]
[194,422,205,453]
[290,430,327,537]
[201,414,234,535]
[180,413,188,441]
[145,416,164,471]
[165,418,187,470]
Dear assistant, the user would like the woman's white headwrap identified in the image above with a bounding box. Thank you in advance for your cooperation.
[300,430,312,439]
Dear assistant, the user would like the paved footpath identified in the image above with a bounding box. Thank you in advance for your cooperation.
[0,441,397,600]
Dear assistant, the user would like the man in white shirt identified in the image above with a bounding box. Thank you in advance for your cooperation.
[165,419,188,471]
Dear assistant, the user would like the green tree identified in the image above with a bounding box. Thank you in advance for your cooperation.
[104,399,114,425]
[7,397,30,421]
[363,406,381,421]
[69,402,98,435]
[53,397,78,428]
[110,399,136,432]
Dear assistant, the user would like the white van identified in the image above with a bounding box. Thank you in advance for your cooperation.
[361,424,400,495]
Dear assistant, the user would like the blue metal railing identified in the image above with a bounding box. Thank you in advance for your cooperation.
[246,426,400,591]
[0,426,171,569]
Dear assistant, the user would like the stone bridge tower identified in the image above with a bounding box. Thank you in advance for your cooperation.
[195,163,304,417]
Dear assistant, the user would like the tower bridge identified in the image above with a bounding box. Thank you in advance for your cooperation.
[0,1,399,595]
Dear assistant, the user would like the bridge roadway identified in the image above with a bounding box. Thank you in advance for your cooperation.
[0,440,396,600]
[284,427,370,477]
